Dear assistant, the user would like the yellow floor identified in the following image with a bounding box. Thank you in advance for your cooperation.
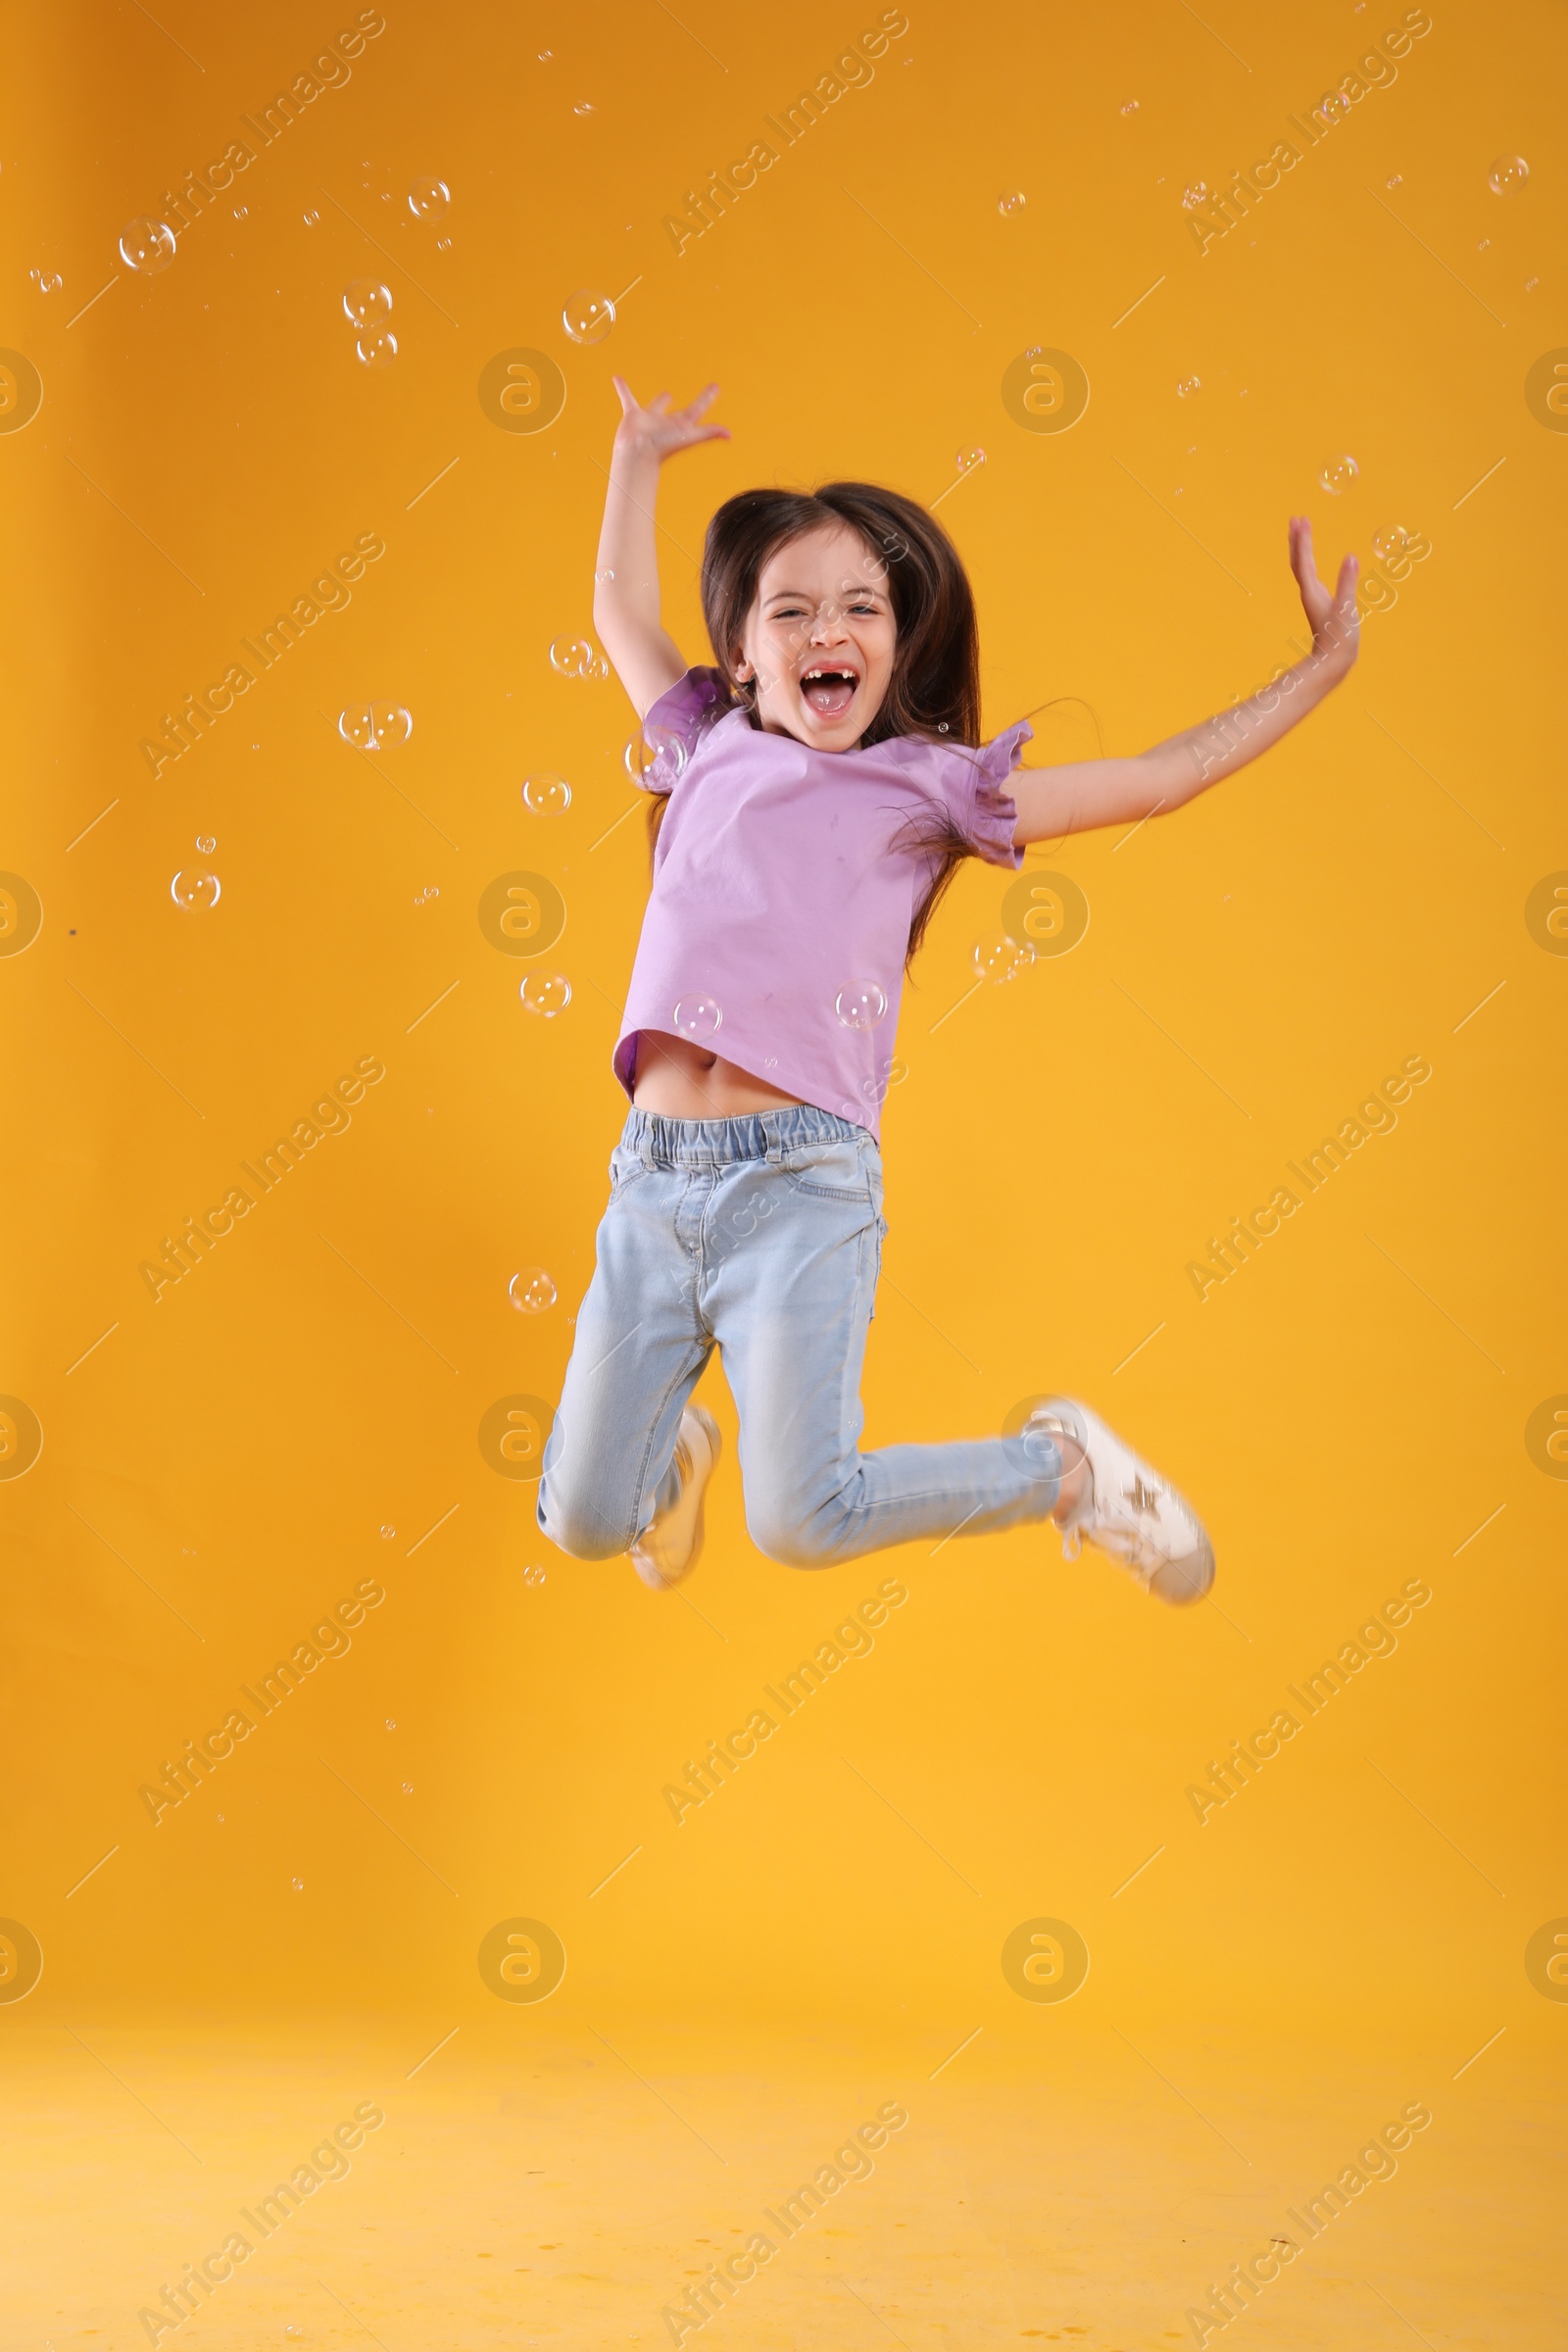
[6,2016,1554,2348]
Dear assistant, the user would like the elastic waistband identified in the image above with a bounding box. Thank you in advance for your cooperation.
[619,1102,871,1170]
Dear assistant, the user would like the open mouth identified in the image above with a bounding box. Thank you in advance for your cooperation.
[800,665,859,720]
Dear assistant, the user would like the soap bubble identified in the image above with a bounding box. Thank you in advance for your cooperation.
[1385,173,1402,189]
[171,870,220,911]
[973,934,1026,984]
[572,100,596,116]
[835,980,888,1030]
[232,205,248,221]
[195,833,216,854]
[1488,155,1528,195]
[436,236,452,252]
[673,995,722,1040]
[409,175,450,219]
[1318,454,1358,495]
[509,1268,558,1313]
[356,328,398,368]
[401,1782,414,1794]
[291,1878,305,1892]
[1317,90,1350,122]
[522,1562,547,1586]
[956,447,986,471]
[998,191,1025,216]
[1176,376,1200,398]
[1372,526,1420,567]
[520,972,571,1017]
[625,724,688,784]
[1120,98,1140,115]
[342,277,392,326]
[522,774,572,813]
[1181,182,1210,212]
[551,637,607,679]
[303,206,320,225]
[29,268,61,293]
[120,217,176,272]
[563,287,614,344]
[594,566,615,583]
[338,703,413,751]
[380,1527,396,1541]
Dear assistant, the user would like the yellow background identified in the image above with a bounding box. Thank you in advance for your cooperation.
[3,0,1564,2342]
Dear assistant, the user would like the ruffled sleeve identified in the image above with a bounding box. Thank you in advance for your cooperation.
[632,666,741,793]
[955,719,1033,869]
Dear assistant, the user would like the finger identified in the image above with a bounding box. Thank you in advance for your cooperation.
[688,383,722,419]
[1288,514,1313,572]
[1291,519,1324,598]
[1334,553,1359,608]
[611,374,638,416]
[649,391,673,414]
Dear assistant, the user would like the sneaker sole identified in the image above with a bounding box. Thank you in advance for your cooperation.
[1148,1539,1215,1607]
[632,1406,722,1591]
[682,1405,720,1581]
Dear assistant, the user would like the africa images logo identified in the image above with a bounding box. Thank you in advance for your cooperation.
[139,1055,385,1301]
[1186,1054,1431,1299]
[661,11,909,254]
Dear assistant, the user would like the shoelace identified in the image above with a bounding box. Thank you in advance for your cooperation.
[1043,1421,1189,1584]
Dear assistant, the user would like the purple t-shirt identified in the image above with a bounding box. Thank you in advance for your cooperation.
[613,668,1029,1138]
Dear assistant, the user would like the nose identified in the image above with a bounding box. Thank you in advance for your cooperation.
[808,602,850,643]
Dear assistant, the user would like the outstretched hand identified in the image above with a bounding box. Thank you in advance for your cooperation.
[1289,515,1359,671]
[611,377,729,464]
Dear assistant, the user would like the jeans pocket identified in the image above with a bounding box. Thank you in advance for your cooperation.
[783,1138,872,1201]
[608,1144,649,1200]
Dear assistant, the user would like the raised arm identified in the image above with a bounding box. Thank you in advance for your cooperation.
[1009,519,1359,844]
[591,378,729,721]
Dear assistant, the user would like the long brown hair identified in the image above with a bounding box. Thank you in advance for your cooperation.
[645,482,981,964]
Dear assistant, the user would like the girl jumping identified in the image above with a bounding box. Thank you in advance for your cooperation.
[538,381,1358,1604]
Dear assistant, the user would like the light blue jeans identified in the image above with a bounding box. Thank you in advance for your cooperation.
[538,1105,1064,1567]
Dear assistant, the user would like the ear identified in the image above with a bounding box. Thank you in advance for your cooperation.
[733,656,754,680]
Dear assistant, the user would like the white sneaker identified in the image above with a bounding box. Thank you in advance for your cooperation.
[1026,1397,1214,1605]
[630,1407,722,1592]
